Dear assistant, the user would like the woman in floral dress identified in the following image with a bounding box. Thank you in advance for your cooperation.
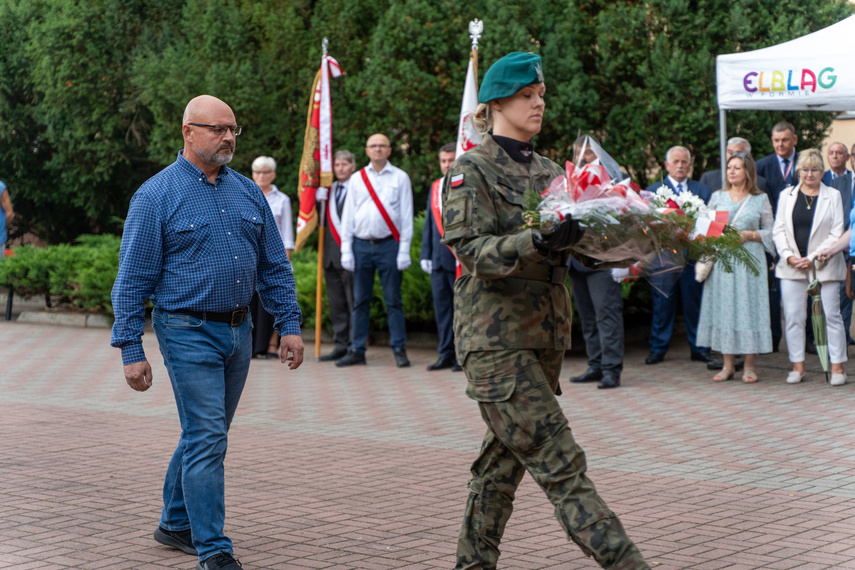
[696,154,775,382]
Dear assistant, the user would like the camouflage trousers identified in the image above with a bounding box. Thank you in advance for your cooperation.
[455,349,649,570]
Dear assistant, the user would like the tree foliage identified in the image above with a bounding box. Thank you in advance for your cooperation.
[0,0,851,243]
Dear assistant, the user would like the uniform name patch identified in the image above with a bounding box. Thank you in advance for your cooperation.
[450,174,464,188]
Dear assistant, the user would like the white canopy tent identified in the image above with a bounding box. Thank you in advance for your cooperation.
[714,15,855,170]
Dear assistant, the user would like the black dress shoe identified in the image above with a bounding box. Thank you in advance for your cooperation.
[690,352,713,363]
[452,362,463,372]
[645,352,665,365]
[570,368,603,383]
[597,374,620,389]
[394,348,410,368]
[320,347,348,362]
[849,338,855,347]
[335,350,366,367]
[154,526,196,555]
[427,355,455,371]
[198,552,243,570]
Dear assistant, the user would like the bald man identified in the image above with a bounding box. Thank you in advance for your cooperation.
[111,95,303,570]
[337,133,414,367]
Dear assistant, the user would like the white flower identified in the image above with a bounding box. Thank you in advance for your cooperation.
[652,186,675,207]
[674,193,707,219]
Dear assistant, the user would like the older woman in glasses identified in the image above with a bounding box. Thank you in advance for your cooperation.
[773,149,847,386]
[249,156,295,358]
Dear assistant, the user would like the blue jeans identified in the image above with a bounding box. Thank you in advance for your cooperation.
[352,237,406,353]
[151,309,253,561]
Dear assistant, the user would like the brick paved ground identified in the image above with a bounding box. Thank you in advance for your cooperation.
[1,320,854,569]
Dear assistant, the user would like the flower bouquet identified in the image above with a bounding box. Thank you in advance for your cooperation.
[522,137,759,278]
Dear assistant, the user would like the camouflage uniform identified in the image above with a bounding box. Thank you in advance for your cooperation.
[441,134,648,570]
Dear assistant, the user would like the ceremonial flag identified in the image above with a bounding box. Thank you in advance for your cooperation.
[455,53,482,158]
[295,53,343,252]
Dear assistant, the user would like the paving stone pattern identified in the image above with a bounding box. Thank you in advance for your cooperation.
[1,321,854,569]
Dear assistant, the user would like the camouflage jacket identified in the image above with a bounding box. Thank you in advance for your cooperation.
[441,134,572,358]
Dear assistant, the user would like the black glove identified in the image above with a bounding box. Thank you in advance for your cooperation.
[533,216,584,253]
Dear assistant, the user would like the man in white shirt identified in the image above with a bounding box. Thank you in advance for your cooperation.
[337,133,414,367]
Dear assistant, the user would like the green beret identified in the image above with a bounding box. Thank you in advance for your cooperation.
[478,52,544,104]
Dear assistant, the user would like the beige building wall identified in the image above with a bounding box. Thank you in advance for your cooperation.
[822,115,855,158]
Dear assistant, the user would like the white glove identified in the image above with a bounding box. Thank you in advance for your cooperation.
[610,268,629,283]
[341,251,355,272]
[397,251,411,271]
[420,259,433,274]
[315,187,329,202]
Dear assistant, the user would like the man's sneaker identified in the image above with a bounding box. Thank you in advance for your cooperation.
[197,552,243,570]
[153,526,196,555]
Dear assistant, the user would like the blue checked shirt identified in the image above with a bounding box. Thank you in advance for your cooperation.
[111,151,302,365]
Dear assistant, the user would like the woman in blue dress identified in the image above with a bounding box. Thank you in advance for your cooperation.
[696,153,775,382]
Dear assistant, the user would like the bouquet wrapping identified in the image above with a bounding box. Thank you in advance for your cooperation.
[523,136,759,280]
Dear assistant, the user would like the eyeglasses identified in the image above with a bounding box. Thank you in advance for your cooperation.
[188,123,243,136]
[366,144,390,149]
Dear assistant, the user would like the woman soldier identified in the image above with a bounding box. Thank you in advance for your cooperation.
[441,52,649,569]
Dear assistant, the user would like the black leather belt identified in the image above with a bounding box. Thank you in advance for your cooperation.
[460,264,568,284]
[356,236,395,245]
[507,265,568,284]
[176,307,249,326]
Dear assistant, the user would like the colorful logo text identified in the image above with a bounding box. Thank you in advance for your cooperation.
[743,68,837,93]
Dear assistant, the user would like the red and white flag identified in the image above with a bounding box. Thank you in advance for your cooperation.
[295,53,343,252]
[455,55,482,158]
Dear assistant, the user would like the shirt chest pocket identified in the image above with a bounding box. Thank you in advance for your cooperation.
[494,181,528,234]
[241,210,264,244]
[167,216,213,262]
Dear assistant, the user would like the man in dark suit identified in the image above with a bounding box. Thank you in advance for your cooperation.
[755,121,800,352]
[420,143,461,371]
[755,121,800,212]
[319,150,356,361]
[699,136,768,192]
[645,146,712,365]
[829,145,854,345]
[823,142,851,186]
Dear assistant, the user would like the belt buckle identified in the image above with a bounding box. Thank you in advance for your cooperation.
[230,308,245,326]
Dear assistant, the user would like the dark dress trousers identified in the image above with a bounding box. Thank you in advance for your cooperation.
[421,185,457,360]
[645,178,712,356]
[567,259,624,375]
[830,173,854,343]
[756,151,800,349]
[323,181,354,352]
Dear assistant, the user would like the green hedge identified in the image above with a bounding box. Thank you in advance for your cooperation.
[0,215,437,333]
[0,215,649,331]
[0,234,120,314]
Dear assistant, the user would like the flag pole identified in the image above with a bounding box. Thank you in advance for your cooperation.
[314,37,330,361]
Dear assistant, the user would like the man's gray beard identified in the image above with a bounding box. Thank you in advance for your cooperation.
[199,146,234,166]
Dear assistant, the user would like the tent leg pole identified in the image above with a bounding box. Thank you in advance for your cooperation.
[719,109,727,175]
